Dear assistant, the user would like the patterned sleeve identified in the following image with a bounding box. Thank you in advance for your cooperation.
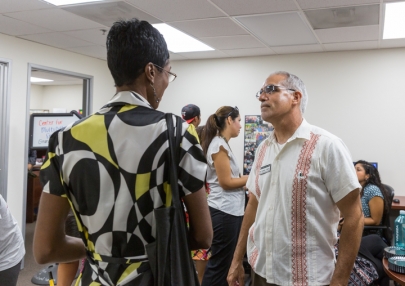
[321,138,361,203]
[364,185,384,200]
[40,131,66,197]
[177,118,207,197]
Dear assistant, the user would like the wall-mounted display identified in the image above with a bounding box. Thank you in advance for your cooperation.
[243,115,274,175]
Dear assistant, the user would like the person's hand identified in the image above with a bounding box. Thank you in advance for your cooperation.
[227,259,245,286]
[28,163,33,171]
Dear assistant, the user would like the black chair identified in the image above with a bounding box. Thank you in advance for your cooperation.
[363,184,395,246]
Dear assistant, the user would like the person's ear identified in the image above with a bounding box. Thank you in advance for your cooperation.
[292,90,302,106]
[144,63,155,83]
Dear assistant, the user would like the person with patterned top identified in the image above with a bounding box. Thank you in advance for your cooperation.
[33,18,212,286]
[354,160,389,231]
[227,71,363,286]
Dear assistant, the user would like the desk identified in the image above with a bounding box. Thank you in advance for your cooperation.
[392,196,405,210]
[383,258,405,285]
[26,169,42,223]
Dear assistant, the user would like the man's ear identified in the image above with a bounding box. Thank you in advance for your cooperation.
[144,63,155,83]
[292,90,302,106]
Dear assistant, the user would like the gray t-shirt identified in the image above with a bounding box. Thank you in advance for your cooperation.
[0,195,25,271]
[206,136,245,216]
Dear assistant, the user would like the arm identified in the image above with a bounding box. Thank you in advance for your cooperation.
[212,146,248,190]
[33,192,86,264]
[227,192,258,286]
[364,196,384,225]
[330,189,363,286]
[183,187,213,250]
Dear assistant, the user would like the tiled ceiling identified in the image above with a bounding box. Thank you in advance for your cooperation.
[0,0,402,61]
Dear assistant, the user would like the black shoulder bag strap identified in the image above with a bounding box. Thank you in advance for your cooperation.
[165,113,199,286]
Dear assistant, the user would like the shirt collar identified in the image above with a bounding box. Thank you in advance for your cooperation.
[267,119,311,144]
[105,91,152,109]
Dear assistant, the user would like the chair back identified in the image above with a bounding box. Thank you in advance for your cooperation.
[381,184,395,244]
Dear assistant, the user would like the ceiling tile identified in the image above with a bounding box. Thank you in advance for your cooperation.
[210,0,298,16]
[271,44,323,54]
[380,39,405,48]
[0,15,51,36]
[304,4,379,29]
[235,13,319,47]
[5,8,104,31]
[125,0,226,22]
[0,0,52,13]
[316,25,379,43]
[63,1,161,27]
[168,18,248,38]
[177,50,229,60]
[223,48,275,57]
[323,41,378,51]
[200,35,265,50]
[63,28,108,46]
[18,32,94,49]
[31,70,83,85]
[169,52,188,61]
[65,45,107,60]
[297,0,379,10]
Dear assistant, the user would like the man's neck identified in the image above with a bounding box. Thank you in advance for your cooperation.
[273,116,303,144]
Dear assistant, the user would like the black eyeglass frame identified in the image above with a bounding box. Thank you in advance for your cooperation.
[153,64,177,82]
[256,84,295,98]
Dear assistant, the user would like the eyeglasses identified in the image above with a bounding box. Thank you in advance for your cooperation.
[225,106,238,118]
[153,64,177,83]
[256,84,295,98]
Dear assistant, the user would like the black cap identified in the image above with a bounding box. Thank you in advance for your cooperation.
[181,104,200,124]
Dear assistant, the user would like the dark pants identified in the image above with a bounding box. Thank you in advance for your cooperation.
[0,260,21,286]
[201,207,243,286]
[251,270,277,286]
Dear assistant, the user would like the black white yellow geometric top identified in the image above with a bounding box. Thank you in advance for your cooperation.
[40,91,207,285]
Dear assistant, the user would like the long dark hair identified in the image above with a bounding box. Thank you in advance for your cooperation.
[354,160,389,217]
[201,106,239,156]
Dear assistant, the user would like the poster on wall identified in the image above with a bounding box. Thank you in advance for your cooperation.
[243,115,274,175]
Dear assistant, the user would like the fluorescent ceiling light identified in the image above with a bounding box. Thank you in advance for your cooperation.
[383,2,405,39]
[152,23,214,53]
[31,77,53,83]
[42,0,103,6]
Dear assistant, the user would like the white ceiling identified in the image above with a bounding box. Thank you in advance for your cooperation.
[0,0,403,62]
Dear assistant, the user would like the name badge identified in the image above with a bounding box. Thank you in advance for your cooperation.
[259,164,271,175]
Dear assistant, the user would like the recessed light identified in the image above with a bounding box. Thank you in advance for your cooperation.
[31,77,53,83]
[152,23,214,53]
[42,0,103,6]
[383,2,405,39]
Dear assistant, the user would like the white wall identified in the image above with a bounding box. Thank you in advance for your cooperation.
[0,33,115,228]
[160,48,405,196]
[30,85,44,109]
[40,84,83,113]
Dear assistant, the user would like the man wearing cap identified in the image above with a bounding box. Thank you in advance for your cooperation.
[182,104,201,128]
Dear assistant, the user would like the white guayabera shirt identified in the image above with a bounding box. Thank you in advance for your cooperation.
[246,119,361,286]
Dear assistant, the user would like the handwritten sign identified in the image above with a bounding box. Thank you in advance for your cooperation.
[29,111,82,149]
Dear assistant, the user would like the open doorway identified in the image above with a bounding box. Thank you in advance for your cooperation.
[23,64,93,237]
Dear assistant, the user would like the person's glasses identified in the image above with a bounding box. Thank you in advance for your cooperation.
[225,106,239,118]
[153,64,177,83]
[256,84,295,98]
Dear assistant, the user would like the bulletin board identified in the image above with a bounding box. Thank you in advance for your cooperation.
[29,110,82,149]
[243,115,274,175]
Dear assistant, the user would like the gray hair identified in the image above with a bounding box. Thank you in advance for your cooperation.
[271,71,308,114]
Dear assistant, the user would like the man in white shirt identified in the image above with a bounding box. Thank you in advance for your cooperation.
[227,71,363,286]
